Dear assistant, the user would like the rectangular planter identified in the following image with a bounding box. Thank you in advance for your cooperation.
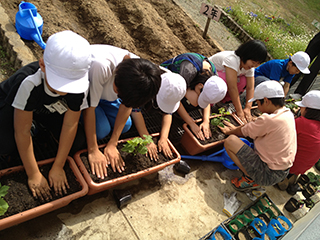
[180,113,243,155]
[0,157,88,231]
[73,133,181,195]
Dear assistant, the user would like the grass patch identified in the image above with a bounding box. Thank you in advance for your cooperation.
[223,5,317,59]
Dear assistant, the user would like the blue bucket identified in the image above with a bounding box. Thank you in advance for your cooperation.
[15,1,46,49]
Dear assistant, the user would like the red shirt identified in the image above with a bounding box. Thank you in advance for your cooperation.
[290,116,320,175]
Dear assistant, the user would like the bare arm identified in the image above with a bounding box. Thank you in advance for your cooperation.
[14,109,51,201]
[158,113,173,158]
[199,104,212,139]
[243,76,254,122]
[283,82,290,96]
[104,104,131,172]
[49,109,81,195]
[131,111,158,160]
[83,107,108,179]
[219,121,244,137]
[177,102,205,140]
[225,67,246,123]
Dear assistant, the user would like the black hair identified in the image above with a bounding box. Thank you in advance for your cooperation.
[304,108,320,121]
[189,69,214,90]
[235,39,267,64]
[114,58,162,108]
[257,97,285,107]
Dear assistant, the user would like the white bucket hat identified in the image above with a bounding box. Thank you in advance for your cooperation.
[248,80,284,102]
[198,76,227,109]
[296,90,320,110]
[43,30,91,94]
[291,51,310,74]
[156,72,187,114]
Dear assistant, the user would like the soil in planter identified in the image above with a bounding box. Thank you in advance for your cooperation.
[189,115,240,145]
[0,161,82,219]
[80,137,177,183]
[251,108,262,118]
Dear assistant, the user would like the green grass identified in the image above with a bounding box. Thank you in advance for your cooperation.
[223,4,317,59]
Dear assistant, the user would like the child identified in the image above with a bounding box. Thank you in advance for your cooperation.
[82,45,162,179]
[160,52,227,140]
[131,70,187,160]
[255,51,310,96]
[209,40,267,124]
[289,90,320,175]
[0,31,91,200]
[220,81,297,190]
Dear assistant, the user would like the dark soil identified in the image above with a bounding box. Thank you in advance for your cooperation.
[1,0,220,65]
[191,115,240,145]
[80,137,177,183]
[0,161,82,219]
[251,108,262,118]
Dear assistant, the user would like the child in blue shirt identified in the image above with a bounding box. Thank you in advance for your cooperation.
[254,51,310,96]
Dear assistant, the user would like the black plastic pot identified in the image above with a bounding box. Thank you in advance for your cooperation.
[302,183,316,199]
[286,183,302,195]
[297,174,310,186]
[284,197,301,213]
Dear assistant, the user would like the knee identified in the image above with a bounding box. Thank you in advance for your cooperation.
[121,117,132,134]
[224,135,238,149]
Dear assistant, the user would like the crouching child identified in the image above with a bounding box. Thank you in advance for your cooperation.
[220,81,297,190]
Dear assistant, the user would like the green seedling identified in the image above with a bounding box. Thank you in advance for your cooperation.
[122,135,153,156]
[0,183,9,216]
[211,107,231,130]
[285,100,299,115]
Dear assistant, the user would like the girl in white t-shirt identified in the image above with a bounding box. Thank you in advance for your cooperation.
[209,40,267,123]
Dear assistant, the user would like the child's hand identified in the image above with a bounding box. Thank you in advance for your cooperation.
[190,122,205,141]
[104,144,125,173]
[243,108,252,122]
[199,122,212,139]
[147,141,159,161]
[236,110,247,124]
[158,139,173,159]
[88,148,108,179]
[28,172,52,201]
[48,166,70,196]
[219,120,236,134]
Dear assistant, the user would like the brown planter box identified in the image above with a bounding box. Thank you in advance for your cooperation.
[73,133,181,195]
[0,157,88,231]
[180,113,243,155]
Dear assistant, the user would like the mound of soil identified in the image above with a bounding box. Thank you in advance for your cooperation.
[0,161,82,219]
[80,136,176,183]
[1,0,220,64]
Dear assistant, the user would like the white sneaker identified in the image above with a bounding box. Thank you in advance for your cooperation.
[289,93,302,100]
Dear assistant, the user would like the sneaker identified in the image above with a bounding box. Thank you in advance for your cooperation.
[289,93,302,100]
[231,175,260,191]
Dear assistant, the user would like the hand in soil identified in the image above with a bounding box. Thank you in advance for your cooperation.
[236,110,247,124]
[189,122,205,141]
[48,166,70,196]
[158,139,173,159]
[244,108,253,122]
[104,144,125,173]
[218,120,236,135]
[28,172,52,201]
[199,122,212,139]
[88,148,108,179]
[146,142,159,161]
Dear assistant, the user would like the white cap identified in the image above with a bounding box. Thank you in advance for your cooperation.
[248,80,284,102]
[198,76,227,109]
[291,51,310,74]
[296,90,320,110]
[43,30,91,94]
[156,72,187,113]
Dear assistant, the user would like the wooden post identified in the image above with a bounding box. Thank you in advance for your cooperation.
[203,17,211,38]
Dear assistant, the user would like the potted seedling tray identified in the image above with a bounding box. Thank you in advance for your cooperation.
[73,133,181,195]
[181,112,243,156]
[199,224,234,240]
[222,193,292,240]
[0,157,88,231]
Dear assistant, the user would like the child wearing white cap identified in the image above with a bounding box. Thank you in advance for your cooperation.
[130,70,187,160]
[220,81,297,190]
[288,90,320,175]
[160,53,227,141]
[255,51,310,96]
[0,30,91,200]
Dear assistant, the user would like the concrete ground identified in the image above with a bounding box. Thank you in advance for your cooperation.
[1,2,320,240]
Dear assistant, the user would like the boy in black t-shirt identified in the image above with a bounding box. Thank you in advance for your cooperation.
[0,31,91,201]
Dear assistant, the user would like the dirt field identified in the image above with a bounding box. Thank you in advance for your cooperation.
[1,0,220,64]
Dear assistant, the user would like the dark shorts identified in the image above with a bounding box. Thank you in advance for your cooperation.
[236,144,289,186]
